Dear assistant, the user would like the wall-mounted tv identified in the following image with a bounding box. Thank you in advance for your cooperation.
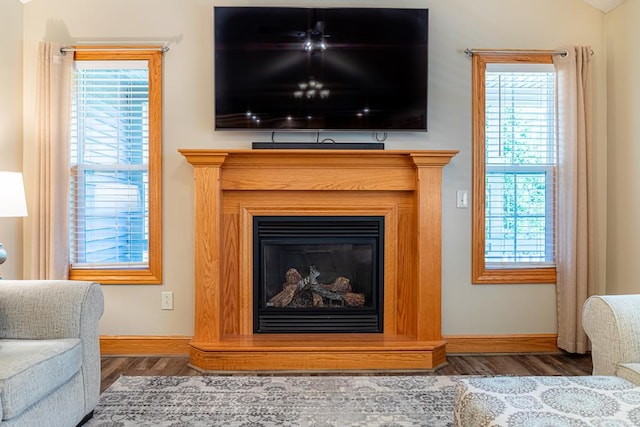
[214,7,429,132]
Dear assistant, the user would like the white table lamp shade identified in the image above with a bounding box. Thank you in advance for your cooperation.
[0,172,28,217]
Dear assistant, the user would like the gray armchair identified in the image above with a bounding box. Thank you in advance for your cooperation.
[582,294,640,385]
[0,280,104,426]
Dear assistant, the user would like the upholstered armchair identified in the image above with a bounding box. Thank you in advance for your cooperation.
[582,294,640,385]
[0,280,104,426]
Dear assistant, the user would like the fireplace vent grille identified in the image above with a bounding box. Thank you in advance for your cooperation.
[258,313,381,333]
[257,218,381,237]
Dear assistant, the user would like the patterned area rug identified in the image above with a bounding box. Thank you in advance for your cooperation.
[85,375,458,426]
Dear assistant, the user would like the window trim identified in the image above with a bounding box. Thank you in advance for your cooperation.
[471,52,557,284]
[69,47,163,285]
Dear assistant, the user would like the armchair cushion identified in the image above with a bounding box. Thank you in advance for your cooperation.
[0,338,82,419]
[618,363,640,385]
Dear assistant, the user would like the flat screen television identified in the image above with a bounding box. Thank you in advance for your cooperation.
[214,7,429,132]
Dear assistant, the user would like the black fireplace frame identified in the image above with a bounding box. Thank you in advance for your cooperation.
[253,216,384,333]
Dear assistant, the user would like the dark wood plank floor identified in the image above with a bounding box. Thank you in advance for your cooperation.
[99,353,593,393]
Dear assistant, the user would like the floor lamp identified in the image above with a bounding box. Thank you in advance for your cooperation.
[0,172,28,279]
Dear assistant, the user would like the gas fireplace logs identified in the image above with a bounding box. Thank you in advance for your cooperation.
[269,266,365,308]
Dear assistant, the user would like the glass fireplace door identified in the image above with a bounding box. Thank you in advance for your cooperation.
[253,216,384,333]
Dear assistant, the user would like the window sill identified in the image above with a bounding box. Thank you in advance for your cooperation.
[69,268,162,285]
[472,266,556,284]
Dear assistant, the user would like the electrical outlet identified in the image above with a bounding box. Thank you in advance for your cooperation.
[161,291,174,310]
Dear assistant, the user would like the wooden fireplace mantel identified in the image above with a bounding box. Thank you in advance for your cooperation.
[179,149,458,371]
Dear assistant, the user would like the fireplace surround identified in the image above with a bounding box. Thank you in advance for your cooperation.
[180,148,457,371]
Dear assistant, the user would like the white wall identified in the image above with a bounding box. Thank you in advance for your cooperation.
[0,2,24,280]
[18,0,608,336]
[606,2,640,295]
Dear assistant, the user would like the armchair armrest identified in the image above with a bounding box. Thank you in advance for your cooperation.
[583,294,640,376]
[0,280,103,340]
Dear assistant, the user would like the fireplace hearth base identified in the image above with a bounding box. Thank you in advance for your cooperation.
[189,334,446,372]
[180,149,457,371]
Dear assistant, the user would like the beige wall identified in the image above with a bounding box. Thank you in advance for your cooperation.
[14,0,608,336]
[606,2,640,295]
[0,2,24,280]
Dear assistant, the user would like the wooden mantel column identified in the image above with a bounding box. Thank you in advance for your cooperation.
[180,149,457,371]
[188,153,228,343]
[410,154,451,342]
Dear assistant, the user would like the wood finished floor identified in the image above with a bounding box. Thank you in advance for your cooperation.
[100,353,593,393]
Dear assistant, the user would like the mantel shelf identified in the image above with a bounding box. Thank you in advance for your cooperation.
[179,148,459,166]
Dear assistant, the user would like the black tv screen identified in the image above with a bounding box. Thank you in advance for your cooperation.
[214,7,428,132]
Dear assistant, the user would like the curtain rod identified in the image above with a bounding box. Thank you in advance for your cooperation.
[464,48,595,58]
[60,45,169,54]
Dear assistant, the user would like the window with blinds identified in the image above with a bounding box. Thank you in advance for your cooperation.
[484,63,556,268]
[70,61,149,268]
[69,60,150,270]
[68,48,162,284]
[471,52,556,284]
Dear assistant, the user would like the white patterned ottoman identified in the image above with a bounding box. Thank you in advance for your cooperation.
[454,376,640,426]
